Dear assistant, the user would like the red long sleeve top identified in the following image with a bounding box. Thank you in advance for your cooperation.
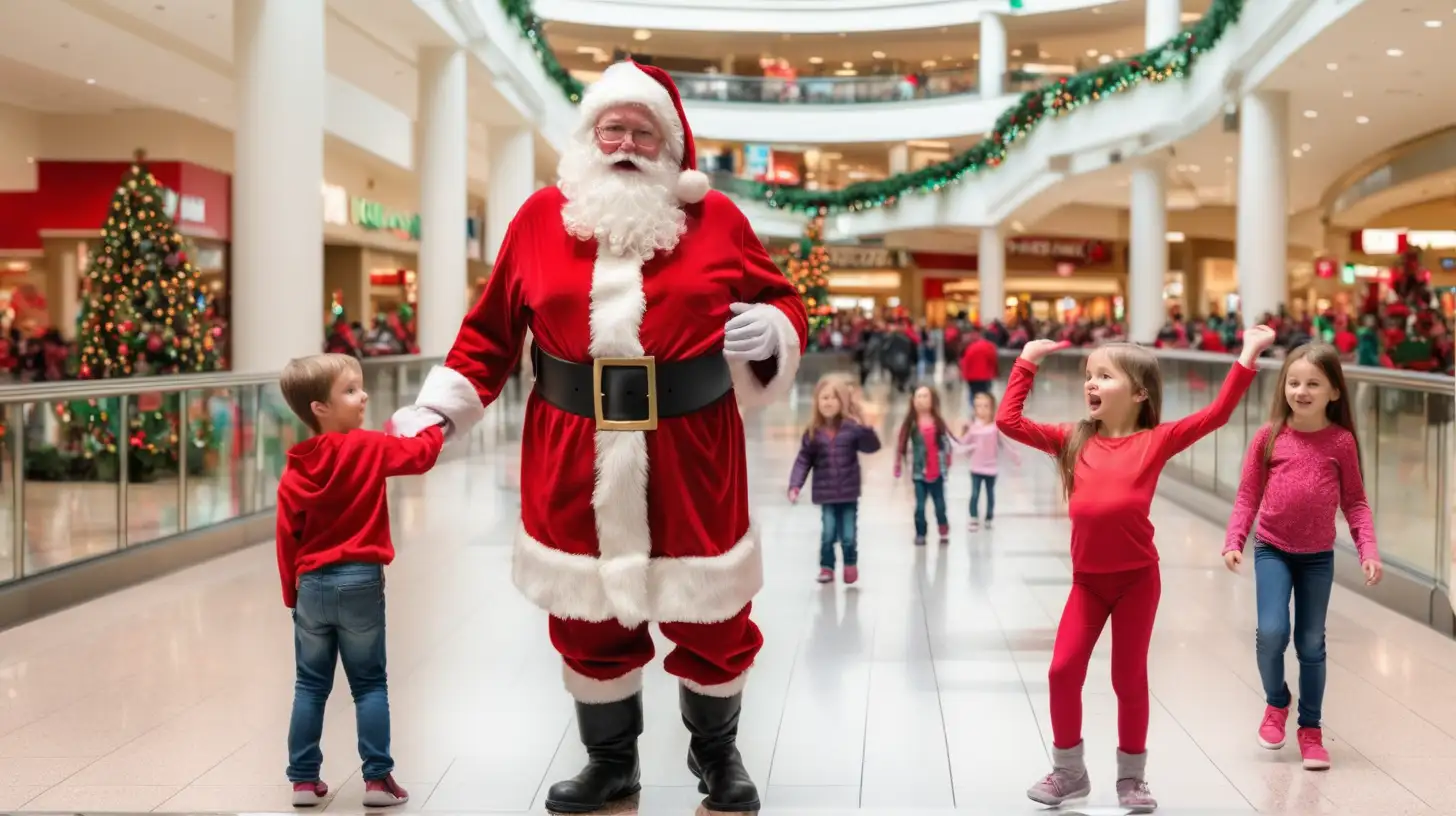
[997,358,1257,573]
[275,427,444,607]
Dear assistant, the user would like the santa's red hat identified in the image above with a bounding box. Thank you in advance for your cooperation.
[577,60,711,205]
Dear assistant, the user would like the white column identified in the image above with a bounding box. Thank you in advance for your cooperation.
[888,144,909,175]
[978,226,1005,327]
[1128,157,1168,344]
[1146,0,1181,47]
[232,0,324,373]
[416,47,468,358]
[486,127,535,265]
[1236,90,1289,327]
[979,12,1006,98]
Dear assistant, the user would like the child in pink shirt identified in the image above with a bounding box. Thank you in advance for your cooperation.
[1224,343,1383,772]
[956,391,1020,530]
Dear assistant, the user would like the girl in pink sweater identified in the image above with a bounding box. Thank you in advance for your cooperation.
[956,391,1020,530]
[1224,343,1383,772]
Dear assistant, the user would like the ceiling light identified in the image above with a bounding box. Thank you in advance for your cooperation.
[1181,11,1203,22]
[1326,62,1338,70]
[1176,164,1188,172]
[1189,164,1201,172]
[632,28,651,41]
[1303,110,1318,118]
[922,59,938,68]
[871,50,886,59]
[1387,48,1403,56]
[1039,50,1051,58]
[1356,115,1370,124]
[25,157,33,164]
[941,55,952,61]
[842,61,853,68]
[1098,54,1113,64]
[1225,156,1234,163]
[1426,20,1442,27]
[1292,149,1303,158]
[1114,49,1126,58]
[1086,49,1099,57]
[1011,49,1023,57]
[1166,231,1187,242]
[1092,6,1102,13]
[1011,221,1025,232]
[808,56,823,64]
[1300,143,1311,151]
[85,78,96,84]
[1343,90,1355,98]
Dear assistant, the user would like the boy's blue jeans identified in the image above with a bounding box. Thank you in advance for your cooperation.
[1254,543,1334,728]
[287,563,393,782]
[820,501,859,568]
[913,477,948,536]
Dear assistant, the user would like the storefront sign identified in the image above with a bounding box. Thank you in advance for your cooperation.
[827,245,906,269]
[161,189,206,226]
[1007,237,1112,262]
[1355,229,1456,254]
[350,198,421,241]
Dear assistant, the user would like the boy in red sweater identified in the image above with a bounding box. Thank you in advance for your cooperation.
[276,354,444,808]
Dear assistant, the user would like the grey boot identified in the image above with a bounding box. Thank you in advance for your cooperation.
[1026,741,1090,805]
[1116,749,1158,813]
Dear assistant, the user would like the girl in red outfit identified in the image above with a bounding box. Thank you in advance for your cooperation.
[893,385,953,545]
[1223,343,1382,771]
[998,327,1275,813]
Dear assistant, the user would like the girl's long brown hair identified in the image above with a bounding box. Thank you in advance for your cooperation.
[896,384,951,461]
[1056,343,1164,500]
[1264,343,1361,475]
[805,374,855,439]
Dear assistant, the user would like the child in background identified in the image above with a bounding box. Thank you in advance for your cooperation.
[956,390,1020,531]
[998,326,1275,812]
[1224,343,1382,770]
[276,354,445,808]
[788,375,882,584]
[893,384,954,546]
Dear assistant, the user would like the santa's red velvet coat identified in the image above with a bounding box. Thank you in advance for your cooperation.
[413,185,807,635]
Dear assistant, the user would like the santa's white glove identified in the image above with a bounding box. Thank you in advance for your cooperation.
[723,303,780,362]
[386,405,447,438]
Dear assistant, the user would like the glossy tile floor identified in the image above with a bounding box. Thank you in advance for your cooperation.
[0,379,1452,815]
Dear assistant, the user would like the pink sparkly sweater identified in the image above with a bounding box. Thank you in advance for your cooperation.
[1224,423,1379,562]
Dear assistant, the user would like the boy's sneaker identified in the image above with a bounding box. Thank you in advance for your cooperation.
[985,519,994,529]
[816,568,834,583]
[914,535,926,546]
[291,781,328,808]
[968,519,980,531]
[363,775,409,807]
[1297,727,1331,770]
[1258,704,1289,749]
[843,565,859,584]
[938,524,950,544]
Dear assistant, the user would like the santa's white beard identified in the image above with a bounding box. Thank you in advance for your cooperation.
[558,145,686,262]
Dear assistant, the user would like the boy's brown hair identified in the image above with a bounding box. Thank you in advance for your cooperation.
[280,354,362,433]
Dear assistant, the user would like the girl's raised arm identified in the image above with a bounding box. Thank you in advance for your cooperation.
[996,340,1071,456]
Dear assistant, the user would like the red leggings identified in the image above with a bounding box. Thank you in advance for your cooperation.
[1048,566,1161,755]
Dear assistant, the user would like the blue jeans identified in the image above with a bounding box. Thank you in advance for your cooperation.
[969,473,997,521]
[1254,543,1334,728]
[913,478,948,537]
[287,563,393,782]
[820,502,858,568]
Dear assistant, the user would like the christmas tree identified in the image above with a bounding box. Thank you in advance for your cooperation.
[66,151,221,481]
[785,216,832,343]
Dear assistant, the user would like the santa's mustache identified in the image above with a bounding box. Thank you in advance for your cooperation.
[592,150,667,173]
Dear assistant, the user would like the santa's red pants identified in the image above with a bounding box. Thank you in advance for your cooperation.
[550,603,762,696]
[1048,566,1161,755]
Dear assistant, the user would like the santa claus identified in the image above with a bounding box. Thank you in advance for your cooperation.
[390,61,807,813]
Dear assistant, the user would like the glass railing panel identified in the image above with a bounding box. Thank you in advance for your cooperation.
[257,382,302,508]
[185,388,247,530]
[668,69,979,105]
[0,405,16,582]
[22,398,123,575]
[1370,386,1445,577]
[122,392,183,547]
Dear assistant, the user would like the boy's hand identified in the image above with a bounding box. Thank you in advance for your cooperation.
[1240,325,1276,365]
[389,405,446,438]
[1019,340,1070,365]
[787,487,800,503]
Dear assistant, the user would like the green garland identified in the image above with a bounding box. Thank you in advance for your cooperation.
[498,0,1243,214]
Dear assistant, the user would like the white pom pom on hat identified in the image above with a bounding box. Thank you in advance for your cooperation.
[577,60,712,204]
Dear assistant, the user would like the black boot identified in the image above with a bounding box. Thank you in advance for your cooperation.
[544,693,642,814]
[681,685,760,812]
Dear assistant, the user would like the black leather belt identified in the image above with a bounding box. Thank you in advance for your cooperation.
[531,347,734,431]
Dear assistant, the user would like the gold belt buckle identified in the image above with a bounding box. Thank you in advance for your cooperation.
[592,356,658,432]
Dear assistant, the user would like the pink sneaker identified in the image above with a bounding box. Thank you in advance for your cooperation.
[816,568,834,583]
[1297,727,1330,770]
[843,565,859,584]
[1258,704,1289,749]
[291,781,328,808]
[363,774,409,807]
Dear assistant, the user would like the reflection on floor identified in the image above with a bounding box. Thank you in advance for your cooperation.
[0,378,1450,814]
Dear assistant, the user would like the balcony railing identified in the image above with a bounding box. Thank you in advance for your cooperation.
[670,68,1073,105]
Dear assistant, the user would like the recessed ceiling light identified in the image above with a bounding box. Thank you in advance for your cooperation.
[1303,110,1318,118]
[1039,50,1051,58]
[1326,62,1338,70]
[1092,6,1102,12]
[1098,54,1113,64]
[808,56,823,64]
[871,50,885,59]
[85,78,95,84]
[1356,115,1370,124]
[1189,164,1201,172]
[1387,48,1404,56]
[1292,149,1303,158]
[1114,49,1126,58]
[1343,90,1355,98]
[25,157,34,164]
[1011,49,1023,57]
[1426,20,1442,27]
[842,61,853,68]
[941,55,952,61]
[1300,143,1311,151]
[921,59,938,68]
[632,28,651,41]
[1225,156,1234,163]
[1087,49,1099,57]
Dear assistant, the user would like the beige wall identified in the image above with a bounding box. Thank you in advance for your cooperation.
[0,103,42,191]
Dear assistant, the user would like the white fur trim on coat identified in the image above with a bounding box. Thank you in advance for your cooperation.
[578,62,684,164]
[564,665,643,704]
[729,304,802,410]
[677,169,710,204]
[586,249,654,628]
[511,524,763,625]
[682,672,750,698]
[414,365,487,438]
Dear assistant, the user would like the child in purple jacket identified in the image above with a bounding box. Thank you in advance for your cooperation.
[789,375,882,584]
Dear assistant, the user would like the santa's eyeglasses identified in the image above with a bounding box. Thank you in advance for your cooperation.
[595,125,661,149]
